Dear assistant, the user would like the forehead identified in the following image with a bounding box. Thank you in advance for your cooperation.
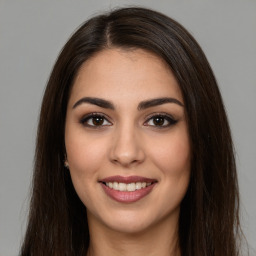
[69,48,183,105]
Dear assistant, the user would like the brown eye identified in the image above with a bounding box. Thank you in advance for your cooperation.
[152,116,165,126]
[92,116,104,126]
[80,114,112,127]
[145,114,177,128]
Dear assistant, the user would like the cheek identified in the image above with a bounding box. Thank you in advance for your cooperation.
[65,133,109,207]
[148,128,191,180]
[151,131,191,208]
[159,141,190,172]
[66,133,105,169]
[142,129,191,220]
[65,131,109,191]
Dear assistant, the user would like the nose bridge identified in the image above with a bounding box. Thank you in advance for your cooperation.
[110,120,145,166]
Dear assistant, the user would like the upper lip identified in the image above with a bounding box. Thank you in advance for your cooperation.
[99,175,157,184]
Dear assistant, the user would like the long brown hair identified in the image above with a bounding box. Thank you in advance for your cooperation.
[20,7,242,256]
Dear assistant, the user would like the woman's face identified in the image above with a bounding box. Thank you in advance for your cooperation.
[65,48,191,234]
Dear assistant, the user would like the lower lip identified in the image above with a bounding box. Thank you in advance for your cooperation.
[101,183,156,203]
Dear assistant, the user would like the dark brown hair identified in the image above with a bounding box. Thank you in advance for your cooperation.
[20,7,242,256]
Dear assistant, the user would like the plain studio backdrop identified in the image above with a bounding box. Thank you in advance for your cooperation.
[0,0,255,255]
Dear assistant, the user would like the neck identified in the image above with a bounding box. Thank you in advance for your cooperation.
[86,213,181,256]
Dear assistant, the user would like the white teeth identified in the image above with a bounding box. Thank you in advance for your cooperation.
[118,183,126,191]
[105,181,153,191]
[135,182,141,190]
[127,183,136,192]
[113,182,118,190]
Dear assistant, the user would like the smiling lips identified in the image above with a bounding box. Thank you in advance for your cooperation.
[99,175,157,203]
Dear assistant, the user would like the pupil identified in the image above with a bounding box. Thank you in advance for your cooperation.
[153,117,164,126]
[93,116,104,125]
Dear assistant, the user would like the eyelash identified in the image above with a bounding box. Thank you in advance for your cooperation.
[80,113,112,128]
[80,112,177,129]
[144,113,177,128]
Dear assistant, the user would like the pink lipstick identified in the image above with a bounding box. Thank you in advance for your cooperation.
[99,175,157,203]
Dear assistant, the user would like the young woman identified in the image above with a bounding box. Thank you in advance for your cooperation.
[20,7,242,256]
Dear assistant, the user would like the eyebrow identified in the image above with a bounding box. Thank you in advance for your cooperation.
[138,97,184,110]
[73,97,115,109]
[72,97,184,110]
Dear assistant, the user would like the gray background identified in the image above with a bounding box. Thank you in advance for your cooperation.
[0,0,255,255]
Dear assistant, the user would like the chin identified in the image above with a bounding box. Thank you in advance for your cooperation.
[88,205,180,236]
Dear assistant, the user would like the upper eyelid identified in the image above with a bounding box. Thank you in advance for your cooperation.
[81,112,175,119]
[144,112,176,121]
[81,112,112,121]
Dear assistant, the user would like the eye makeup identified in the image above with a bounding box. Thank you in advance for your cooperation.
[144,113,178,128]
[79,112,178,129]
[79,112,112,128]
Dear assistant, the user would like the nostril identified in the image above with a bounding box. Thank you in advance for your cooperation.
[108,132,146,167]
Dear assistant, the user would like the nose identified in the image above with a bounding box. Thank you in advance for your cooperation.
[109,124,145,167]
